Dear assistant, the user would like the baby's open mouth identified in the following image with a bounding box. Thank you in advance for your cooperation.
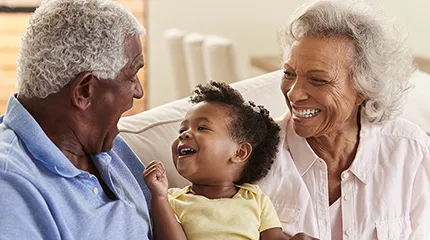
[178,146,197,156]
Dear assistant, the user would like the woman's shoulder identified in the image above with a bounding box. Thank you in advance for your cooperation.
[378,118,429,147]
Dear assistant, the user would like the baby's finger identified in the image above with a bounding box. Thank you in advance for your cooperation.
[158,161,166,172]
[154,162,166,176]
[144,164,165,178]
[143,163,161,177]
[143,161,160,173]
[142,167,157,178]
[146,160,159,168]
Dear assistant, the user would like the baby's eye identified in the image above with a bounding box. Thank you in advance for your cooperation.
[197,126,206,131]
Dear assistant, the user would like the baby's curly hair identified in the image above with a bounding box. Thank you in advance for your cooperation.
[190,81,280,185]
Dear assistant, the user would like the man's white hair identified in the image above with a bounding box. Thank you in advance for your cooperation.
[18,0,146,98]
[282,0,415,124]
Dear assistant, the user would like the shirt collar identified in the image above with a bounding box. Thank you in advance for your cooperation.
[3,94,81,178]
[282,111,380,184]
[348,116,380,184]
[283,112,320,176]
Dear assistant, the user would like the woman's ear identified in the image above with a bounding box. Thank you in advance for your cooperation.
[356,92,366,106]
[231,142,252,164]
[70,72,96,110]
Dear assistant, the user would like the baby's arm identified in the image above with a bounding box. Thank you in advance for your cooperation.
[143,161,187,240]
[261,230,318,240]
[260,227,286,240]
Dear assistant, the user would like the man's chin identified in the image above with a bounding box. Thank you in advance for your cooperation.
[101,130,119,152]
[100,139,115,152]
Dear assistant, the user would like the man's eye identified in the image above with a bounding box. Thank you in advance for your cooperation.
[130,75,138,82]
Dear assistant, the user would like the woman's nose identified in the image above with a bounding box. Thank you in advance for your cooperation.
[286,78,308,103]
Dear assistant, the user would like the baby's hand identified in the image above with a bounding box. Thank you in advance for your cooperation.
[143,161,169,198]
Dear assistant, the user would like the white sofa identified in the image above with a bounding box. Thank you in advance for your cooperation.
[118,70,430,187]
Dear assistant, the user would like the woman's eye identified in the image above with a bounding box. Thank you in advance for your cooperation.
[179,129,185,134]
[283,71,296,80]
[310,78,327,85]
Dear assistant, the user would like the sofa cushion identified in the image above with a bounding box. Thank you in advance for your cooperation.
[401,70,430,132]
[118,71,285,187]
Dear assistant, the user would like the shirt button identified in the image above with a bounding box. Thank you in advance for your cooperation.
[345,229,353,236]
[341,172,350,180]
[344,195,351,201]
[93,187,99,195]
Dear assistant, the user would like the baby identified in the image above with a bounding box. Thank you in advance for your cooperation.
[143,81,285,240]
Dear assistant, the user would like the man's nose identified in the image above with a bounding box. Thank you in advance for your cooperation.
[134,76,144,99]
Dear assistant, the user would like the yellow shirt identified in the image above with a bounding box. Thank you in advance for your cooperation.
[168,183,282,240]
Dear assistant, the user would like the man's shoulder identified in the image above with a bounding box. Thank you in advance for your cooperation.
[0,123,33,174]
[111,135,138,157]
[111,135,151,204]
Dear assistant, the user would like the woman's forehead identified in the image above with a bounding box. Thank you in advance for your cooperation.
[285,36,355,71]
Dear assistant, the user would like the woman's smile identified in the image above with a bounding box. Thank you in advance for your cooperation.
[292,108,321,119]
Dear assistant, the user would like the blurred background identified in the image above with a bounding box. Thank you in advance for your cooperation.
[1,0,429,115]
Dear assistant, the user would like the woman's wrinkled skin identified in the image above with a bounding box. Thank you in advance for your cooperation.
[282,35,365,205]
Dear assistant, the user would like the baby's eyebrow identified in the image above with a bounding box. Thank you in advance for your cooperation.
[195,117,212,123]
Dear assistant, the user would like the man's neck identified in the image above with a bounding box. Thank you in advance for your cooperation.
[18,94,91,170]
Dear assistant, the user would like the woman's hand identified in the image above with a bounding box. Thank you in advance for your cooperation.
[142,161,169,197]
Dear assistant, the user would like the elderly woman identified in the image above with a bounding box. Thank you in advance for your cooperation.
[258,0,430,239]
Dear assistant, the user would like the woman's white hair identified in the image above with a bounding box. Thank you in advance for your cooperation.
[281,0,415,124]
[18,0,146,98]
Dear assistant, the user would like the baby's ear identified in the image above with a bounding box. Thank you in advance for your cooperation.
[231,142,252,164]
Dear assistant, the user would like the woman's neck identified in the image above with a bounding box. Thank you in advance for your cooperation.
[307,115,361,173]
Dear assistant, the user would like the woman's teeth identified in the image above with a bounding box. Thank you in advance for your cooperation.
[293,109,321,118]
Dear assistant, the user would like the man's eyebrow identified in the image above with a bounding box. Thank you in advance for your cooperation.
[130,54,144,67]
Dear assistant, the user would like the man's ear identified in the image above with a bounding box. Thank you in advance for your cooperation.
[231,142,252,164]
[70,72,96,110]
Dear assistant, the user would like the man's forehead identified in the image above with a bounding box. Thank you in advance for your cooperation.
[124,35,143,56]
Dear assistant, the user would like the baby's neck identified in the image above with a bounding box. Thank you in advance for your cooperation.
[190,184,239,199]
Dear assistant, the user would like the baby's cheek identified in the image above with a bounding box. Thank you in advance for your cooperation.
[171,138,180,166]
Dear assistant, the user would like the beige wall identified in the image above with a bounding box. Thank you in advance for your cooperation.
[146,0,430,108]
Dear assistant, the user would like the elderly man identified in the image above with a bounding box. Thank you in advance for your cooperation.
[0,0,151,239]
